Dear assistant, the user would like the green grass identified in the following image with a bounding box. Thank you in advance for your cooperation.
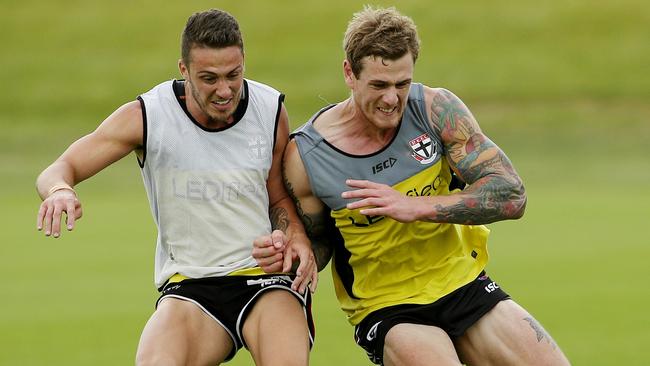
[2,0,649,365]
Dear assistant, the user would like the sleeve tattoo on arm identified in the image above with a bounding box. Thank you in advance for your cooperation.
[429,89,526,224]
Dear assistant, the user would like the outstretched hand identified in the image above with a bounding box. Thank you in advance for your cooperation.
[252,230,318,294]
[36,188,83,238]
[342,179,420,223]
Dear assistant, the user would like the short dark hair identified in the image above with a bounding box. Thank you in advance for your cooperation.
[181,9,243,66]
[344,6,420,77]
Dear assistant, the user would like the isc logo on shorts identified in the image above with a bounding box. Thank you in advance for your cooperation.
[484,281,500,293]
[246,276,291,288]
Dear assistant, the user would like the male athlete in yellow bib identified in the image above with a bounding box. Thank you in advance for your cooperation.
[254,6,570,366]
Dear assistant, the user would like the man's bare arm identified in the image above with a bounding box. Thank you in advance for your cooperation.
[426,87,526,224]
[282,140,334,272]
[36,100,144,237]
[265,104,317,292]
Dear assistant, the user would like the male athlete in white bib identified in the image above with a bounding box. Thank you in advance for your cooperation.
[37,9,316,366]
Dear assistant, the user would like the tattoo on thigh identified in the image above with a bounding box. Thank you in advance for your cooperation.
[524,317,557,350]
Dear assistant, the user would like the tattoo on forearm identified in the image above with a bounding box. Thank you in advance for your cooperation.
[524,317,558,350]
[432,153,526,224]
[283,177,311,229]
[269,207,289,231]
[428,89,526,224]
[283,175,333,270]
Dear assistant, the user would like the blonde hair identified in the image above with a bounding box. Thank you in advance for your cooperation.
[343,6,420,77]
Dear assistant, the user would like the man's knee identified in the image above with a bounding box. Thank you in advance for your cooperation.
[136,298,233,366]
[457,300,570,365]
[136,317,185,366]
[247,290,307,332]
[136,345,182,366]
[244,290,310,366]
[384,324,461,366]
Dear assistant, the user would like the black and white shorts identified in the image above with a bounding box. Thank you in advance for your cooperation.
[157,274,314,361]
[354,271,509,365]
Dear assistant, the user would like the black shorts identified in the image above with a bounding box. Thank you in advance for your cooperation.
[157,274,314,361]
[354,272,509,365]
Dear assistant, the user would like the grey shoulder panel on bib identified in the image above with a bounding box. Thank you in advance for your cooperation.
[293,83,445,210]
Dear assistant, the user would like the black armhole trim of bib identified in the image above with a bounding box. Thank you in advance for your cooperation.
[273,94,285,150]
[330,215,359,299]
[136,96,147,168]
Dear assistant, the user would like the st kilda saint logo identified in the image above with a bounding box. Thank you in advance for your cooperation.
[409,133,437,164]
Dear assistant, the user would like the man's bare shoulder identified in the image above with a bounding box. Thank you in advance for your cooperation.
[421,86,475,133]
[422,85,445,95]
[117,100,144,119]
[311,103,345,134]
[422,85,451,105]
[93,100,144,148]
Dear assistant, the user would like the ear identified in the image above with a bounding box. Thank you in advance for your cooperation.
[343,59,355,88]
[178,59,189,79]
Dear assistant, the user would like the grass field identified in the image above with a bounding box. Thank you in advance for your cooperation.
[2,0,649,365]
